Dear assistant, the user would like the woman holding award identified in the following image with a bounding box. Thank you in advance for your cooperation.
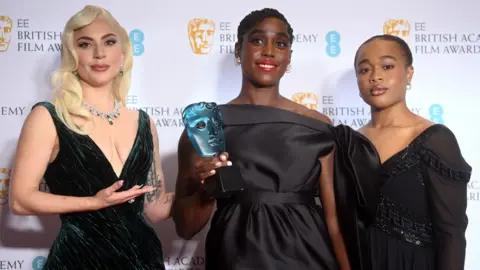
[172,8,380,270]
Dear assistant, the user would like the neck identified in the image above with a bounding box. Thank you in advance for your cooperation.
[235,79,282,106]
[81,80,117,112]
[370,101,416,128]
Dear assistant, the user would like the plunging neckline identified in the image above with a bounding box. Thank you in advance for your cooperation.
[379,124,439,167]
[84,112,142,179]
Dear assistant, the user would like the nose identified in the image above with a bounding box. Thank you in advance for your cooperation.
[208,122,218,136]
[94,45,106,59]
[369,68,383,83]
[201,32,208,43]
[261,40,275,58]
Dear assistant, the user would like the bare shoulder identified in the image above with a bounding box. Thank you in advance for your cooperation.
[303,109,332,124]
[357,122,372,136]
[17,104,57,153]
[25,105,56,133]
[283,99,332,124]
[413,117,436,137]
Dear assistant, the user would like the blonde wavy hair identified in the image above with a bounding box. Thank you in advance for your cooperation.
[51,5,133,134]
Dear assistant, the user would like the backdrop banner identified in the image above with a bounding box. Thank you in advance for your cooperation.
[1,1,478,269]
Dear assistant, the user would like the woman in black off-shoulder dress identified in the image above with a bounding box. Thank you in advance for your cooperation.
[173,8,381,270]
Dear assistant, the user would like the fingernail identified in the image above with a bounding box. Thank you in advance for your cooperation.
[227,161,232,166]
[210,170,216,174]
[215,162,222,167]
[118,180,124,185]
[220,155,226,160]
[138,184,144,188]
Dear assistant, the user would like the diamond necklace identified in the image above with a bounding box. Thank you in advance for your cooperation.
[83,100,121,125]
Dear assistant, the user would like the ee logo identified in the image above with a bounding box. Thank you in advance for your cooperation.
[326,31,341,57]
[429,104,444,124]
[129,29,144,56]
[32,256,46,270]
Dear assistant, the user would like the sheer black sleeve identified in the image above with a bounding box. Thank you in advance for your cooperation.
[422,125,472,270]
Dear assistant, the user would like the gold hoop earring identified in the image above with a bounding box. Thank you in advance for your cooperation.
[234,57,240,66]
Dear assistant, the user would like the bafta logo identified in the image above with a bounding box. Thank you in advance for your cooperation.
[188,18,215,55]
[383,19,411,37]
[0,16,13,52]
[0,168,10,205]
[292,92,319,110]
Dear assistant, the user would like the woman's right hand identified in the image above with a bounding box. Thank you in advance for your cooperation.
[92,180,153,209]
[194,152,232,183]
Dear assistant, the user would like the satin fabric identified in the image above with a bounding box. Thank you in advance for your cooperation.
[332,125,381,270]
[33,102,165,270]
[204,104,380,270]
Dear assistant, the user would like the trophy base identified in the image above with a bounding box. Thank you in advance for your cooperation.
[201,165,245,199]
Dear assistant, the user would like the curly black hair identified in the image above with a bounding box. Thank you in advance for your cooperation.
[236,8,294,48]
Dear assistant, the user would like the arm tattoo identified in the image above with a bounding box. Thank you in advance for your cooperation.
[39,178,49,193]
[145,156,162,203]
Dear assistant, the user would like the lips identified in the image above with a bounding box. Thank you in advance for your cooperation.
[91,64,110,72]
[370,85,388,96]
[208,137,222,147]
[256,60,278,72]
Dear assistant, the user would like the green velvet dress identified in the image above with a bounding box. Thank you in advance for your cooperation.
[33,102,165,270]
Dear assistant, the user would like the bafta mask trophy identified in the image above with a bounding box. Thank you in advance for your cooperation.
[182,102,245,199]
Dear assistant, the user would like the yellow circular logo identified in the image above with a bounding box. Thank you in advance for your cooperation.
[0,168,11,205]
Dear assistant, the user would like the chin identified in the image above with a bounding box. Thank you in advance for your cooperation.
[368,99,398,111]
[86,75,117,87]
[251,76,280,88]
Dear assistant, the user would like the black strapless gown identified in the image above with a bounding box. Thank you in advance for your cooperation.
[33,102,165,270]
[205,104,381,270]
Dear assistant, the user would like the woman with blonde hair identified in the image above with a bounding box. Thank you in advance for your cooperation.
[9,5,172,269]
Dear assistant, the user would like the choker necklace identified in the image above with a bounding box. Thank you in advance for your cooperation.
[83,100,120,125]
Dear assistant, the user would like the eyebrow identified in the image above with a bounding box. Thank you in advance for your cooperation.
[248,29,290,39]
[357,55,397,66]
[76,33,117,41]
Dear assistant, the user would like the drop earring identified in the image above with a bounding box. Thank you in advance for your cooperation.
[406,82,412,90]
[119,63,124,76]
[234,57,240,66]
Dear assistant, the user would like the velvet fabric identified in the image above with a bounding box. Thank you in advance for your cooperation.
[33,102,165,270]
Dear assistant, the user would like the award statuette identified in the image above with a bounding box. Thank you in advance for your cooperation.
[182,102,245,199]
